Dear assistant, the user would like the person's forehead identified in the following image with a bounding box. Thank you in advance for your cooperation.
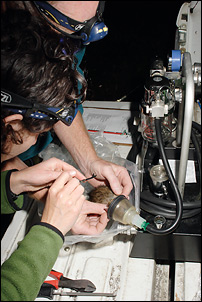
[49,1,99,22]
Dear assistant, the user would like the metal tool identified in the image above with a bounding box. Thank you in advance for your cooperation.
[37,269,96,299]
[59,292,116,297]
[80,173,97,183]
[38,284,115,299]
[45,270,96,292]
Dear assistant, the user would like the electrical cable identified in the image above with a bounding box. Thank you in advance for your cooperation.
[145,118,184,235]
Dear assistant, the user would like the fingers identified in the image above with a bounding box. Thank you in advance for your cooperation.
[49,172,84,200]
[84,211,108,234]
[48,171,72,192]
[82,200,109,233]
[44,158,86,180]
[70,199,109,235]
[91,160,133,197]
[115,168,133,197]
[96,211,108,233]
[42,171,86,235]
[98,164,127,196]
[82,200,107,215]
[44,157,75,171]
[62,178,85,203]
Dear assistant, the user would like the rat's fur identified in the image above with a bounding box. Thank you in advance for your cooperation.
[89,185,117,205]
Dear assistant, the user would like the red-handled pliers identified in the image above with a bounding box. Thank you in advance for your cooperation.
[43,270,96,292]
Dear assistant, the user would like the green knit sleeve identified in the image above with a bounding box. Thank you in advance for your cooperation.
[1,224,63,301]
[1,171,24,214]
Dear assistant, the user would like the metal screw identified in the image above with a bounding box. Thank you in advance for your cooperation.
[64,246,70,252]
[154,215,166,229]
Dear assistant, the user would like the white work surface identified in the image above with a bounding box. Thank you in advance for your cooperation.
[1,101,201,301]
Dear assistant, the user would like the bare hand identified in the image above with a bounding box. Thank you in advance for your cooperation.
[9,157,86,197]
[41,172,86,235]
[85,159,133,197]
[71,200,109,235]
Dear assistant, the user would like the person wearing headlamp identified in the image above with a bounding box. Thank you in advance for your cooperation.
[1,4,133,300]
[33,1,108,45]
[1,8,109,301]
[1,1,132,203]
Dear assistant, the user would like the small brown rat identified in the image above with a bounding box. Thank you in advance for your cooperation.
[89,186,144,228]
[89,185,117,206]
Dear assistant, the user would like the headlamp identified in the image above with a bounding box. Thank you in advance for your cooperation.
[1,89,77,126]
[33,1,108,45]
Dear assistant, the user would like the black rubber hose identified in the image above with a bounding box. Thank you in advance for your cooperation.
[141,191,201,209]
[145,118,183,235]
[191,128,201,183]
[141,200,201,219]
[140,124,201,220]
[192,121,201,133]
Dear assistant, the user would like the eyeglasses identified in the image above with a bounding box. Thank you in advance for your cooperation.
[33,1,108,45]
[1,89,78,126]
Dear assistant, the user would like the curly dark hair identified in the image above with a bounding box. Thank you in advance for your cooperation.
[1,8,87,154]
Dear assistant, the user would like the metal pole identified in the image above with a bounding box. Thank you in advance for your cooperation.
[178,52,195,197]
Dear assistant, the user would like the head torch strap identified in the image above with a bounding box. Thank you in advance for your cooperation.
[1,89,33,109]
[1,89,77,126]
[70,2,106,39]
[80,15,99,39]
[33,1,83,40]
[97,1,106,15]
[33,1,107,43]
[34,1,87,32]
[35,104,77,126]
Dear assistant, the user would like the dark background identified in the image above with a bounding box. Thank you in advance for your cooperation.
[83,1,186,103]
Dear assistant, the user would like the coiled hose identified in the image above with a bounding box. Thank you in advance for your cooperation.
[141,122,201,219]
[141,120,201,222]
[192,121,201,180]
[145,118,184,235]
